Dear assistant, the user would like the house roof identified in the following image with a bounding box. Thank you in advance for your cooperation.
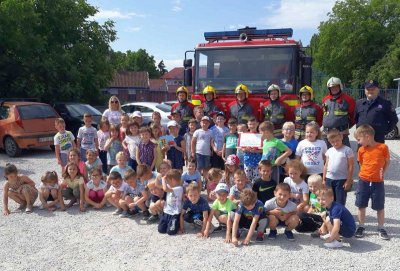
[149,79,167,91]
[109,71,149,88]
[161,67,184,80]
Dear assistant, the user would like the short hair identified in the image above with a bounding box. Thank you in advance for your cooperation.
[285,159,307,176]
[124,169,137,180]
[259,121,274,132]
[327,129,342,141]
[86,149,97,156]
[258,160,272,169]
[316,187,334,198]
[165,169,182,183]
[237,123,248,132]
[83,113,92,118]
[136,164,151,178]
[233,169,246,179]
[275,183,291,193]
[109,171,122,181]
[186,182,201,193]
[354,124,375,138]
[240,188,257,206]
[187,158,196,166]
[115,151,126,160]
[4,163,18,176]
[228,117,238,125]
[305,121,322,139]
[193,106,203,114]
[308,174,323,185]
[247,116,258,123]
[188,118,197,124]
[152,111,161,118]
[282,121,295,130]
[139,127,152,134]
[208,168,223,181]
[159,160,172,170]
[55,118,65,125]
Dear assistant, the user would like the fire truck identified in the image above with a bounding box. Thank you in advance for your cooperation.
[183,27,312,119]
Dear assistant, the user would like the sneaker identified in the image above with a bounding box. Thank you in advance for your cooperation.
[147,214,159,223]
[256,232,264,242]
[119,210,131,218]
[213,225,223,233]
[378,228,390,240]
[320,233,331,240]
[311,230,321,238]
[193,219,203,228]
[284,230,295,241]
[142,210,150,220]
[38,204,45,210]
[112,208,123,215]
[324,239,344,248]
[354,226,365,238]
[268,229,277,240]
[128,208,139,217]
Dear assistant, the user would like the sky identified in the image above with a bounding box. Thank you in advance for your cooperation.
[87,0,337,71]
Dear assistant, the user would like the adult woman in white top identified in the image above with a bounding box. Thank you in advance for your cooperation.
[102,96,123,126]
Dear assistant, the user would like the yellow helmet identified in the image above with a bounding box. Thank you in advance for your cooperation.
[299,85,314,100]
[202,85,216,99]
[267,84,281,97]
[235,84,249,98]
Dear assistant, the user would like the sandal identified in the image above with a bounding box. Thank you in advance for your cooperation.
[25,206,33,214]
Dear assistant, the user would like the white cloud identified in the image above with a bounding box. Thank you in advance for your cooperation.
[91,9,146,20]
[261,0,336,29]
[126,27,142,33]
[172,0,183,12]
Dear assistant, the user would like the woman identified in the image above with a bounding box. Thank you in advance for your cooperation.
[102,96,123,126]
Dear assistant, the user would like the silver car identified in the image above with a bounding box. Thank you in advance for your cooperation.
[385,107,400,140]
[121,102,171,128]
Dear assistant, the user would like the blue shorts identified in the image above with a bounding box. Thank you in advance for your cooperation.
[355,179,385,211]
[196,154,211,170]
[339,224,356,238]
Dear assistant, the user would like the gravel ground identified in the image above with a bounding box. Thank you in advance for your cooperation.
[1,134,400,271]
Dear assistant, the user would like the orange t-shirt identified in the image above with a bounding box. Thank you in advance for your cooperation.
[358,143,389,182]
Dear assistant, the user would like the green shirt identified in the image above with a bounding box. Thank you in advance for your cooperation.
[211,198,237,214]
[261,137,288,166]
[309,193,326,213]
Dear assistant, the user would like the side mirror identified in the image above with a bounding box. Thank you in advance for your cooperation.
[183,59,192,68]
[184,68,193,86]
[301,56,312,87]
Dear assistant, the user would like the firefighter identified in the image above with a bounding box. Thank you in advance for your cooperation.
[201,85,222,118]
[228,84,254,124]
[294,85,323,140]
[355,80,398,143]
[261,84,293,138]
[171,86,194,133]
[321,77,355,147]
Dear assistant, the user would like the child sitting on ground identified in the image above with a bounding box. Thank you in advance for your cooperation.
[105,171,130,215]
[118,169,143,218]
[85,168,107,209]
[181,158,202,188]
[109,151,132,180]
[283,160,309,213]
[67,148,87,180]
[147,180,166,223]
[223,154,240,188]
[252,160,276,204]
[60,162,85,212]
[207,168,223,201]
[39,171,61,211]
[128,165,152,218]
[3,163,38,215]
[229,169,251,206]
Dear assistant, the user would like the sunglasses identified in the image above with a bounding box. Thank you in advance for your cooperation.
[111,100,119,104]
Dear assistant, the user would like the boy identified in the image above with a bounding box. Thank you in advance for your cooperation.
[159,169,184,235]
[252,160,276,204]
[323,129,354,205]
[179,182,210,237]
[109,152,133,181]
[210,112,229,169]
[236,123,248,170]
[264,183,300,241]
[317,188,356,248]
[77,113,98,162]
[229,169,251,205]
[222,117,238,160]
[354,124,390,240]
[170,109,186,136]
[193,106,204,129]
[166,120,185,170]
[230,189,268,245]
[147,180,166,223]
[105,171,130,215]
[241,117,262,181]
[259,121,292,182]
[118,169,140,218]
[184,118,197,164]
[54,118,76,171]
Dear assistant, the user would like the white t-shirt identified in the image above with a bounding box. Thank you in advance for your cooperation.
[325,145,354,180]
[39,183,59,190]
[284,177,309,205]
[86,180,107,192]
[108,182,130,193]
[164,186,183,215]
[97,130,110,151]
[54,131,75,154]
[193,129,213,156]
[77,126,98,150]
[124,135,140,159]
[295,139,327,174]
[102,109,122,126]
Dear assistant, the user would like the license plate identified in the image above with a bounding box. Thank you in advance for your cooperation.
[39,136,53,142]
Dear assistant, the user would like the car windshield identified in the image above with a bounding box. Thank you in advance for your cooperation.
[66,104,102,118]
[155,103,171,112]
[18,104,58,120]
[195,46,297,94]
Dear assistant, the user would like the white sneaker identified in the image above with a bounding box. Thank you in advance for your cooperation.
[320,233,331,240]
[39,204,45,210]
[324,240,343,248]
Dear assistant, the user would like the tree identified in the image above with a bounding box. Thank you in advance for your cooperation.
[0,0,116,104]
[158,60,168,76]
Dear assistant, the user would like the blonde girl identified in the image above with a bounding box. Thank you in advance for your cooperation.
[39,171,61,211]
[60,162,85,212]
[102,95,123,126]
[123,122,140,171]
[283,159,309,212]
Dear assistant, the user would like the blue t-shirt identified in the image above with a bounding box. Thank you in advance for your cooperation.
[243,152,262,168]
[327,202,356,236]
[235,200,265,220]
[282,138,298,159]
[182,197,210,215]
[110,165,133,179]
[181,170,202,185]
[107,140,123,165]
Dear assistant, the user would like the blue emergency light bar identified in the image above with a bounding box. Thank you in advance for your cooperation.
[204,27,293,42]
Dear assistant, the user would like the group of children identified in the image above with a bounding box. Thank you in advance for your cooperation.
[2,108,391,248]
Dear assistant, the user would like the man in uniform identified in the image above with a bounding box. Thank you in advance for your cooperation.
[201,85,222,118]
[228,84,254,124]
[171,86,194,134]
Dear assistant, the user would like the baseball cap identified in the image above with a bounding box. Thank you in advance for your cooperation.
[214,183,229,194]
[132,111,142,118]
[364,80,379,89]
[225,154,240,166]
[216,111,225,118]
[201,116,211,122]
[167,120,179,128]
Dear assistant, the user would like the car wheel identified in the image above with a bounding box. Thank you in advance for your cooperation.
[4,137,22,157]
[385,127,398,140]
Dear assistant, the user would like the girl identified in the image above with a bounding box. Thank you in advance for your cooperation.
[102,96,123,126]
[283,159,309,213]
[136,127,156,170]
[223,154,240,188]
[151,123,164,171]
[60,162,85,212]
[184,119,197,164]
[119,113,130,141]
[3,163,38,215]
[97,119,110,174]
[155,160,172,189]
[181,158,202,188]
[39,171,61,211]
[105,124,123,174]
[85,168,107,209]
[295,121,327,182]
[122,122,140,171]
[85,149,103,180]
[281,121,298,160]
[207,168,223,202]
[149,111,166,136]
[67,148,88,181]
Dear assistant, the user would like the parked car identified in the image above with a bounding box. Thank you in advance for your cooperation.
[385,107,400,140]
[0,100,59,157]
[121,102,171,127]
[53,103,102,136]
[162,100,178,107]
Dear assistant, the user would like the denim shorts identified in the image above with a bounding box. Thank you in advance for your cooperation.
[355,179,385,211]
[195,154,211,170]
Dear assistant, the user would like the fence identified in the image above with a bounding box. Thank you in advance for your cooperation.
[345,88,399,108]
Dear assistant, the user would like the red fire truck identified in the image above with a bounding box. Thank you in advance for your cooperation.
[183,27,312,119]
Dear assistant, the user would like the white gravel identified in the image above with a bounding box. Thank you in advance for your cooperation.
[1,133,400,271]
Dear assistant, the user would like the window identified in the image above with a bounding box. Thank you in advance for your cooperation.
[17,104,58,120]
[0,106,10,120]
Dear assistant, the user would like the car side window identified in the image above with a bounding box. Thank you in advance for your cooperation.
[0,106,10,120]
[137,106,153,113]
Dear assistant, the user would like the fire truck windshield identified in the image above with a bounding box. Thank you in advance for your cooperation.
[195,46,297,94]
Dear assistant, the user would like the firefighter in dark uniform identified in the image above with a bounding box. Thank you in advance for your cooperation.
[171,86,194,134]
[322,77,355,147]
[201,85,222,118]
[355,80,398,143]
[228,84,254,124]
[294,85,323,140]
[261,84,293,138]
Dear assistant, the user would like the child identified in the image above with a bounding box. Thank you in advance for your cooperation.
[126,165,151,217]
[222,117,239,161]
[104,171,130,215]
[158,169,184,235]
[166,120,185,170]
[180,182,210,237]
[210,112,229,169]
[354,124,390,240]
[204,183,237,239]
[184,118,197,164]
[229,169,251,206]
[241,117,262,181]
[85,168,107,209]
[229,189,268,245]
[67,148,87,180]
[207,168,223,202]
[104,124,123,174]
[259,121,292,182]
[264,183,300,241]
[181,158,202,188]
[77,113,98,162]
[223,154,240,188]
[136,127,157,170]
[252,160,276,204]
[147,180,166,223]
[317,188,356,248]
[131,111,144,127]
[85,149,103,180]
[193,106,204,129]
[122,122,140,171]
[3,163,38,215]
[284,160,309,213]
[54,118,76,171]
[60,162,85,212]
[109,151,132,180]
[323,129,354,205]
[118,169,141,218]
[155,160,172,189]
[150,123,164,170]
[97,119,110,174]
[281,121,298,159]
[236,123,248,170]
[295,121,327,181]
[39,171,61,211]
[150,111,166,136]
[119,113,130,140]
